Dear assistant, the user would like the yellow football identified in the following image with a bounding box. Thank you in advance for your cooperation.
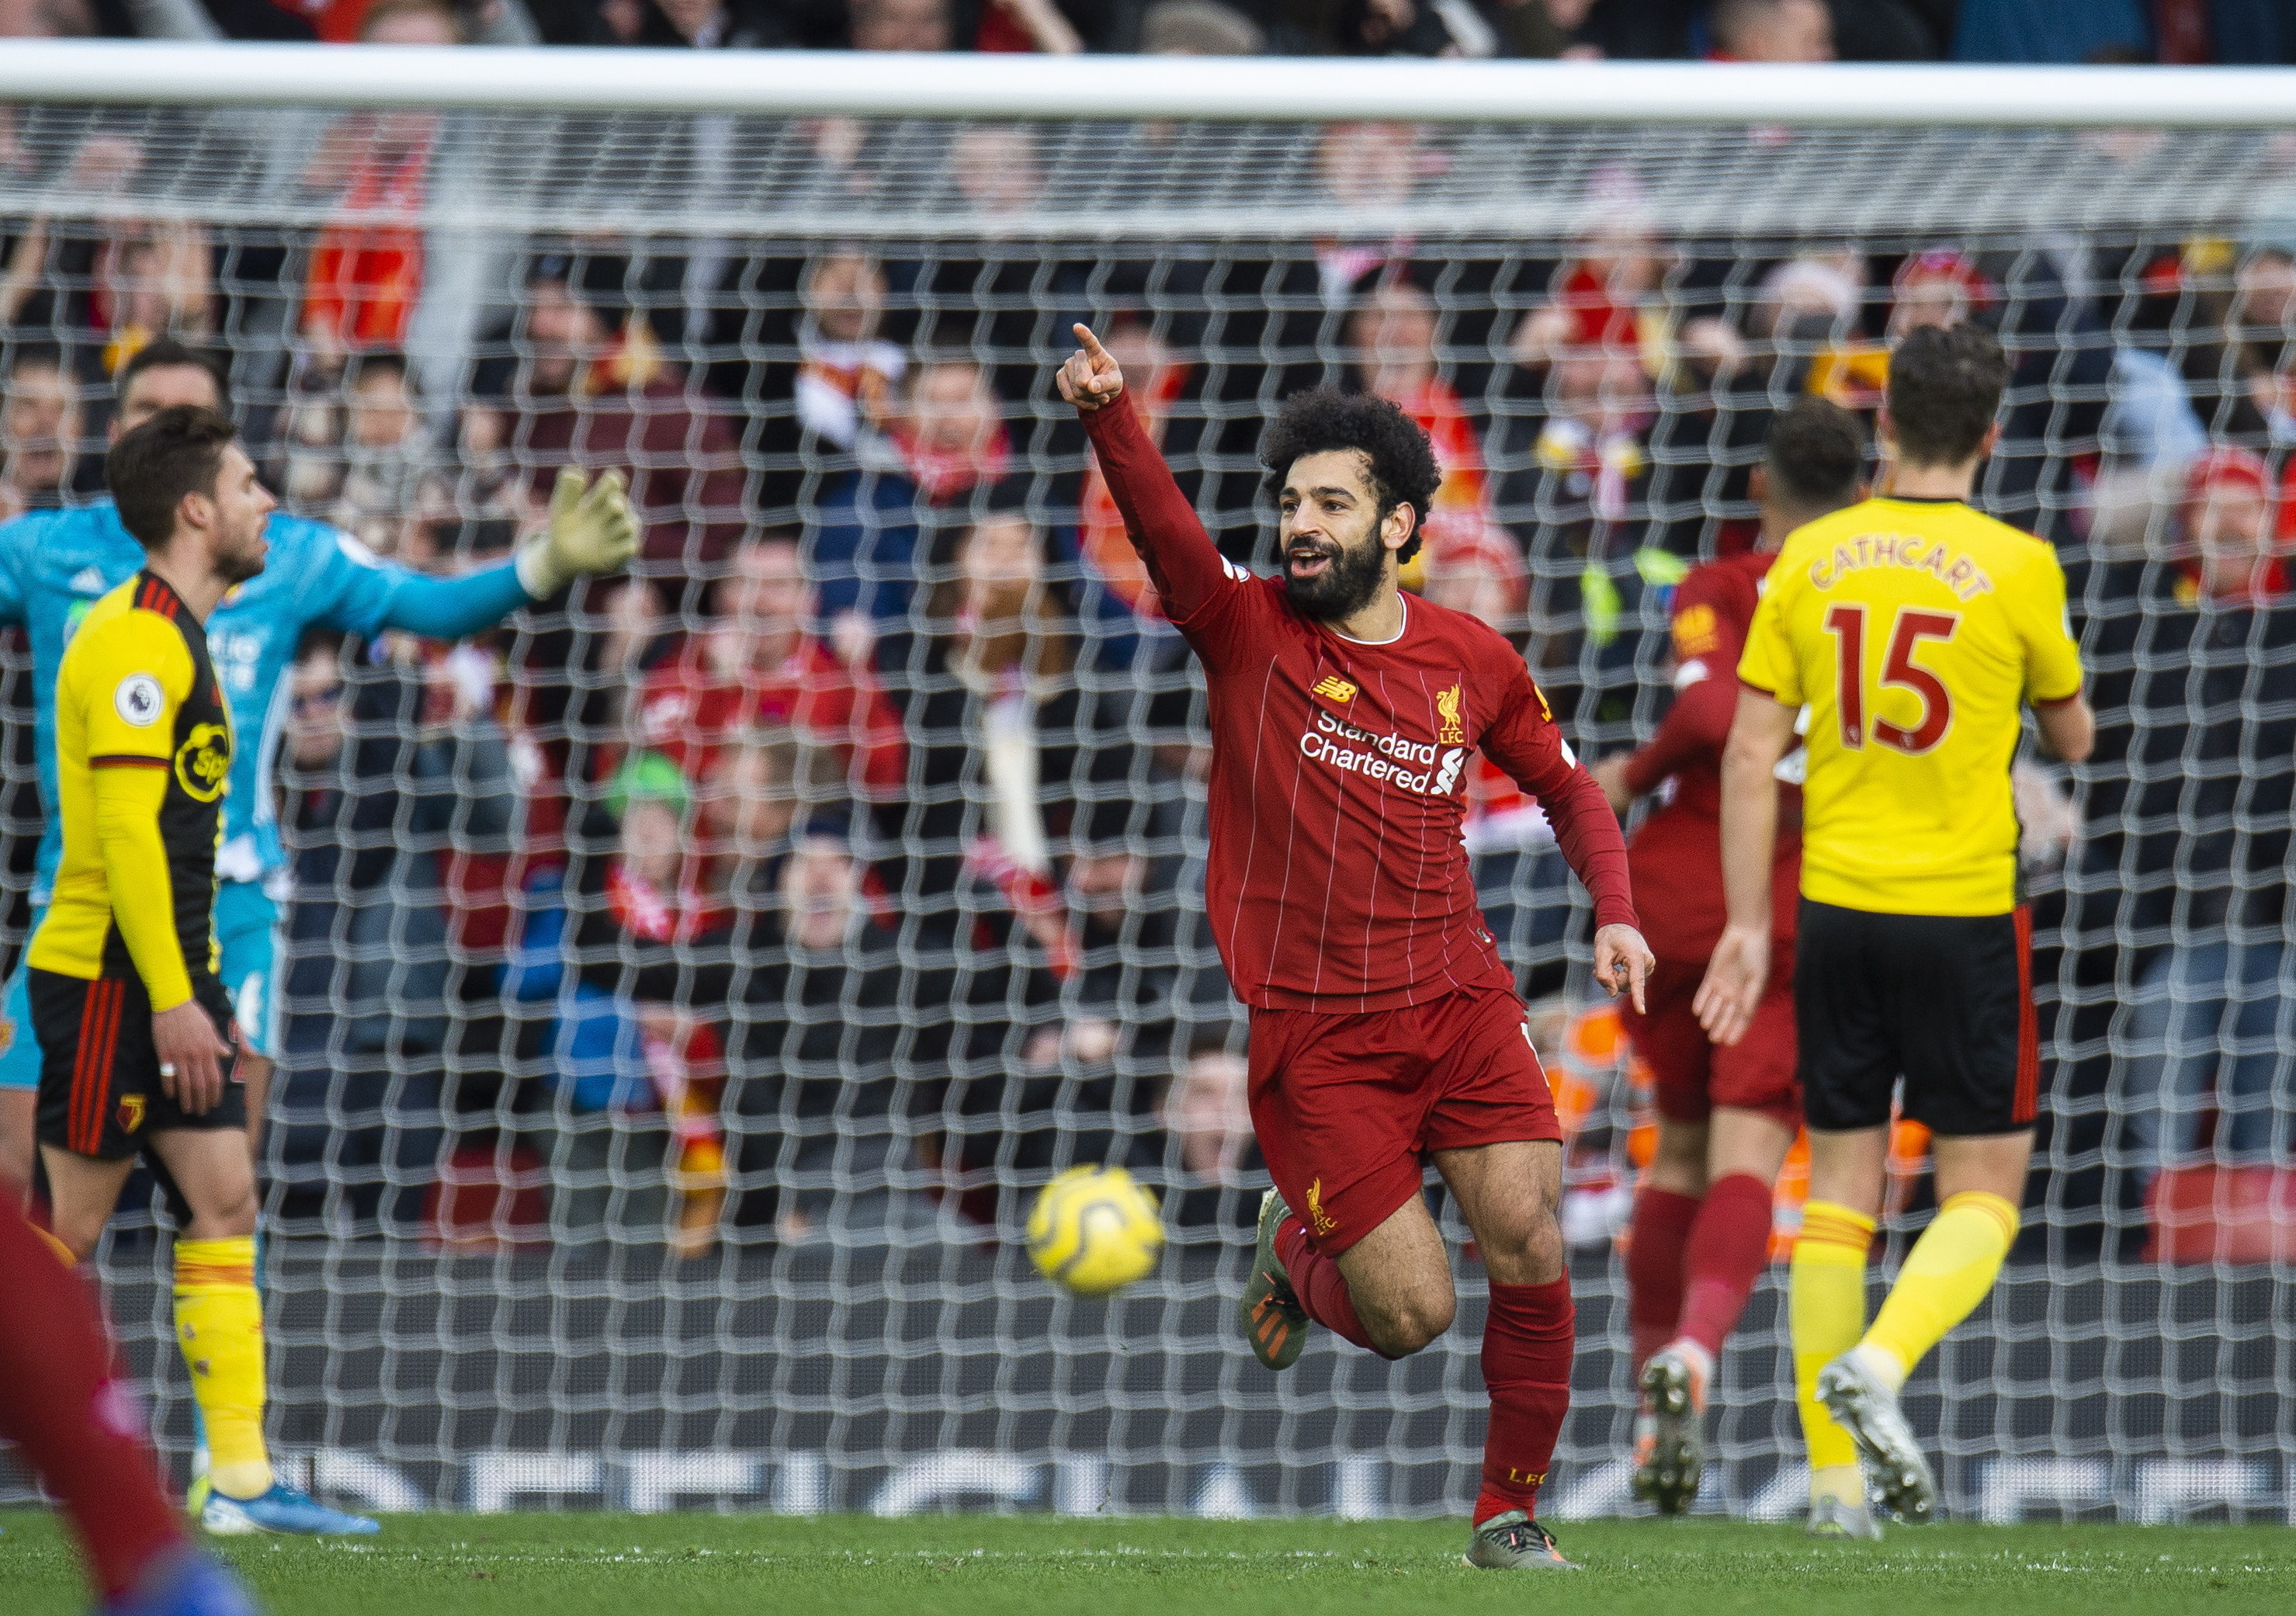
[1025,1165,1164,1295]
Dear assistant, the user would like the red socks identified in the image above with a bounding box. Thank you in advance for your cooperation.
[1677,1172,1776,1361]
[1626,1187,1698,1369]
[1473,1275,1574,1524]
[1275,1215,1391,1356]
[0,1202,186,1597]
[1276,1214,1576,1524]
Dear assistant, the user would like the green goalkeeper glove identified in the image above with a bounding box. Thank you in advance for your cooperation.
[515,466,640,599]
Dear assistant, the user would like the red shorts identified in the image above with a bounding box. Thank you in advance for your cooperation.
[1247,983,1559,1257]
[1620,952,1800,1129]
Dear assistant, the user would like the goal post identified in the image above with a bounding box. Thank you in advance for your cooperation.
[0,43,2290,1523]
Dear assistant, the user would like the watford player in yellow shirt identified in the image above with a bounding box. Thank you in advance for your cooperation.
[1695,325,2095,1536]
[29,405,380,1535]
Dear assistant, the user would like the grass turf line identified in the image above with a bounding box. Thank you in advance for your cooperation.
[5,1511,2295,1615]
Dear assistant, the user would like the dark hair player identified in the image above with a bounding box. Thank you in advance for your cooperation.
[1058,324,1653,1570]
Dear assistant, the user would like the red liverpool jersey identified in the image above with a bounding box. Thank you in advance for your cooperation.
[1621,549,1802,965]
[1083,397,1635,1014]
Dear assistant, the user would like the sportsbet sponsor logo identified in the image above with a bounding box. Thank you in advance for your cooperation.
[1299,706,1467,796]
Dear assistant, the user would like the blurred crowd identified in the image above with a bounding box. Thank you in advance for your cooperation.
[3,81,2294,1258]
[8,0,2296,65]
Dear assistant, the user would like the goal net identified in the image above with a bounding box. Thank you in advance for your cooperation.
[0,47,2291,1524]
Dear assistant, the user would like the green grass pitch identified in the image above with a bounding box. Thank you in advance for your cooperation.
[6,1511,2295,1615]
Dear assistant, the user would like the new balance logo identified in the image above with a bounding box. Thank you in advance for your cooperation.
[1311,675,1357,703]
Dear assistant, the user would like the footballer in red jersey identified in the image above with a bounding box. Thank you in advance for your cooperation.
[1588,399,1866,1517]
[1060,325,1653,1571]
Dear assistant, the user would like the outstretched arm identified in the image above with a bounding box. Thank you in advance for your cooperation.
[1060,324,1244,630]
[360,468,640,641]
[376,560,530,641]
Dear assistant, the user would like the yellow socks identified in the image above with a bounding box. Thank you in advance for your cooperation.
[1792,1201,1875,1484]
[174,1236,272,1500]
[1857,1191,2020,1392]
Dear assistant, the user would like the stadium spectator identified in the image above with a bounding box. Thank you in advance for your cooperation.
[491,258,747,573]
[1154,1032,1262,1228]
[1706,0,1833,61]
[627,530,906,796]
[727,820,915,1242]
[1326,0,1497,55]
[809,352,1012,630]
[0,346,82,520]
[699,724,810,882]
[795,253,904,452]
[2172,446,2291,605]
[1349,278,1508,586]
[273,633,519,1230]
[1139,0,1263,53]
[849,0,949,48]
[2230,243,2296,442]
[1309,121,1424,303]
[294,3,472,369]
[2095,448,2296,1212]
[629,0,785,45]
[0,0,95,35]
[1950,0,2152,64]
[1487,0,1597,57]
[283,349,432,543]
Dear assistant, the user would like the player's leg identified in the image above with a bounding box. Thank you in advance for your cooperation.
[1849,1131,2030,1392]
[215,879,281,1160]
[41,1144,140,1261]
[146,1123,379,1536]
[1670,963,1802,1373]
[1628,1117,1705,1370]
[1327,1192,1458,1354]
[0,958,47,1192]
[0,1193,259,1615]
[1620,965,1714,1514]
[1639,1103,1798,1517]
[1628,1115,1707,1514]
[1261,1185,1453,1361]
[1436,1138,1575,1568]
[1409,987,1574,1565]
[1620,962,1715,1370]
[1788,901,1898,1534]
[1815,907,2041,1525]
[1239,1004,1440,1366]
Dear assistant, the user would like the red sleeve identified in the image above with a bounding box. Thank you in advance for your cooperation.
[1621,666,1737,796]
[1078,397,1252,638]
[1620,563,1751,796]
[1476,651,1639,933]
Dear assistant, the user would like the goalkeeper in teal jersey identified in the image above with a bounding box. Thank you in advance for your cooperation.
[0,340,640,1192]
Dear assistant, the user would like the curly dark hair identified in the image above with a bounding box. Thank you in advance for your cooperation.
[1259,387,1444,567]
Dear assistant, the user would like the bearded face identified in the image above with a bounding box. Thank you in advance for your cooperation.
[1278,448,1404,622]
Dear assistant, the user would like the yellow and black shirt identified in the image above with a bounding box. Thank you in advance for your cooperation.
[1738,497,2084,917]
[28,572,232,1010]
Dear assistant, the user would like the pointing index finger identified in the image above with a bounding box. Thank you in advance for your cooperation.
[1072,323,1109,362]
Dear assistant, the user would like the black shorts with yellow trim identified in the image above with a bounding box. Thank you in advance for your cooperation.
[30,969,241,1160]
[1791,898,2040,1138]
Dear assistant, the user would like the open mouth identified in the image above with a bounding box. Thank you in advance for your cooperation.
[1286,546,1336,580]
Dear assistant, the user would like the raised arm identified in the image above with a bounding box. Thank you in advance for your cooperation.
[1060,324,1246,631]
